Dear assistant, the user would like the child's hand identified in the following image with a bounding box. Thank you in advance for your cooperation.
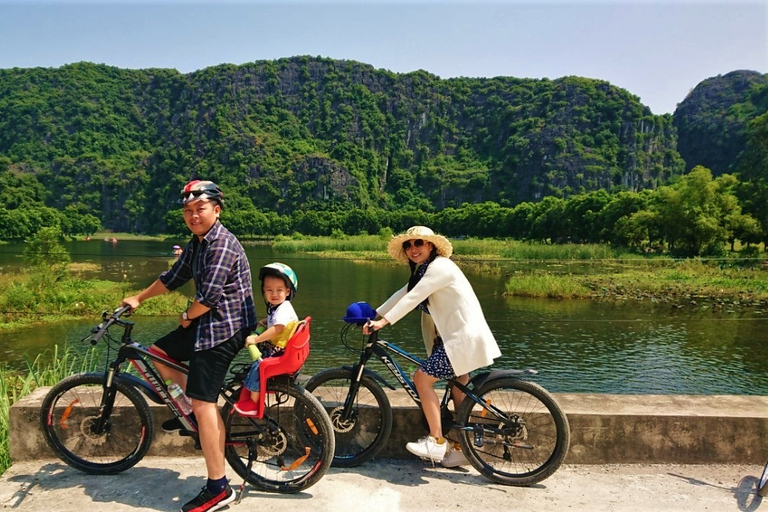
[245,335,258,346]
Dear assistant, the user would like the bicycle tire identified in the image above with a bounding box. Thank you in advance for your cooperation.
[40,372,154,475]
[456,377,570,486]
[304,367,393,467]
[758,457,768,497]
[223,380,334,493]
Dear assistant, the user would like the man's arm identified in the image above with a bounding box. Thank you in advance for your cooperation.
[180,300,212,328]
[122,279,170,310]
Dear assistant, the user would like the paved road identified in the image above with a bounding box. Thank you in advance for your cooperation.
[0,458,764,512]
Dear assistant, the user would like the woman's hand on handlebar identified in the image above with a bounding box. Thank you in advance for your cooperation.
[363,318,388,335]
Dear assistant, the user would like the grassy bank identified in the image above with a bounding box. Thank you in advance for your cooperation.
[0,270,189,329]
[89,232,168,242]
[0,344,101,476]
[272,234,639,261]
[273,235,768,308]
[506,259,768,307]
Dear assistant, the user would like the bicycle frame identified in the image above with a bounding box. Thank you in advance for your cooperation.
[360,337,425,404]
[340,331,512,427]
[88,311,240,439]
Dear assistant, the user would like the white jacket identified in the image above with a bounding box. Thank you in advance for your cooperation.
[376,256,501,376]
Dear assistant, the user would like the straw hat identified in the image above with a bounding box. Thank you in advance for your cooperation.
[387,226,453,264]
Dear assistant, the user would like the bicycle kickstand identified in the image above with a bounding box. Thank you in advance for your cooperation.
[236,440,257,504]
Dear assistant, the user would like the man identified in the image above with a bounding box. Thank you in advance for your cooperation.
[122,180,256,512]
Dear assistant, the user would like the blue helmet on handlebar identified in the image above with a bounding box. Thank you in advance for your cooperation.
[342,301,377,325]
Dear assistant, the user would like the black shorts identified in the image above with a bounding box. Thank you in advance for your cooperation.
[154,326,247,403]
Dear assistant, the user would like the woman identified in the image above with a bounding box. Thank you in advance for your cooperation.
[364,226,501,468]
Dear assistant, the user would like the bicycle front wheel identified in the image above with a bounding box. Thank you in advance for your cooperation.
[304,367,393,467]
[456,377,570,486]
[224,381,334,494]
[758,457,768,497]
[40,372,154,475]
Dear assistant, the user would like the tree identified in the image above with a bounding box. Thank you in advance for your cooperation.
[651,167,740,256]
[24,226,71,277]
[736,111,768,245]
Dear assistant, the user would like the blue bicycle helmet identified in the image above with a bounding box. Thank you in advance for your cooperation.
[342,302,377,325]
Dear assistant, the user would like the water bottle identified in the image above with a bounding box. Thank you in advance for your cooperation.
[248,344,262,361]
[248,325,265,360]
[166,380,193,415]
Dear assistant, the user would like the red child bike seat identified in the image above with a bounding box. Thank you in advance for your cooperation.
[241,316,312,418]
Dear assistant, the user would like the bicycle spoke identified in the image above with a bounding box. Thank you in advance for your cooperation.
[41,373,154,474]
[304,369,392,467]
[225,382,333,493]
[458,377,569,486]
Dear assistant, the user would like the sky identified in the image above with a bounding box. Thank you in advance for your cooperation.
[0,0,765,115]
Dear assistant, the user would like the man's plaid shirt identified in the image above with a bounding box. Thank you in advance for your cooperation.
[160,220,257,350]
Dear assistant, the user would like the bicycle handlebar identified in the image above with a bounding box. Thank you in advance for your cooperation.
[88,305,132,345]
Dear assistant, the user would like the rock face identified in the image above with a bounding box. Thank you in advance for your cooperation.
[673,70,768,176]
[0,57,735,232]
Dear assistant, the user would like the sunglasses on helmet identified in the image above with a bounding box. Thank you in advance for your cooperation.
[180,190,221,206]
[180,189,208,200]
[402,239,426,251]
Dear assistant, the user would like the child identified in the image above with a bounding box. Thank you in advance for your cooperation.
[234,262,299,416]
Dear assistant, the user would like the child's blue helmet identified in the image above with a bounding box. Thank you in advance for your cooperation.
[258,262,298,301]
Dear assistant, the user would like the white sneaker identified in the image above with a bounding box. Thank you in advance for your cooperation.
[441,445,470,468]
[406,435,447,462]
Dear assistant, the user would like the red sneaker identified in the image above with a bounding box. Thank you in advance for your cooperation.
[181,484,235,512]
[234,398,258,416]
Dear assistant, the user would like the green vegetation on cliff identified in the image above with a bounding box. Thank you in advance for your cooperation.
[0,58,684,234]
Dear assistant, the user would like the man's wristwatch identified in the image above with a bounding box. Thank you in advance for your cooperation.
[182,310,191,322]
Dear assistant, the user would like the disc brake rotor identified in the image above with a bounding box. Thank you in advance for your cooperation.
[329,406,356,433]
[258,427,288,458]
[80,416,109,444]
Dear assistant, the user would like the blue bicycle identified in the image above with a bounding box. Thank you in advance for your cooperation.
[305,312,570,486]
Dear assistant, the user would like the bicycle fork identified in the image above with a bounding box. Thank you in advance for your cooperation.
[339,364,367,421]
[87,366,122,436]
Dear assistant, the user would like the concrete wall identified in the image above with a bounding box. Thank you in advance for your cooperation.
[15,387,768,464]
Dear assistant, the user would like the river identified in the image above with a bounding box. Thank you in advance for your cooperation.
[1,239,766,395]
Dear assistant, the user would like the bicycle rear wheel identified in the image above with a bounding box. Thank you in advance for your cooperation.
[40,372,154,474]
[224,381,334,493]
[758,457,768,497]
[456,377,570,486]
[304,367,393,467]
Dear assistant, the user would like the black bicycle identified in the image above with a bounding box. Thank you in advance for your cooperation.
[305,317,570,486]
[40,306,334,494]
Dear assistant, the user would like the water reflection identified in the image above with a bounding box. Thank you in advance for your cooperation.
[1,241,767,395]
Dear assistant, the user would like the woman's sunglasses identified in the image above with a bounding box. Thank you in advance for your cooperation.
[402,239,426,251]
